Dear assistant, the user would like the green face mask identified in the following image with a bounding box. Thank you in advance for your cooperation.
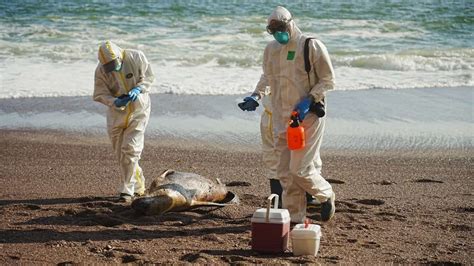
[113,58,122,72]
[103,58,122,73]
[273,31,289,45]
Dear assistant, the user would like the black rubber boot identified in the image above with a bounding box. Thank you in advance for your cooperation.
[269,178,283,208]
[320,192,335,222]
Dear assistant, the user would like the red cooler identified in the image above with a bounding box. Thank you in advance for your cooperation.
[251,194,290,253]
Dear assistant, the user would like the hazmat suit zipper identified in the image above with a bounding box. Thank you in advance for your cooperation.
[117,52,134,129]
[120,71,133,129]
[282,43,292,115]
[264,107,273,139]
[135,167,144,194]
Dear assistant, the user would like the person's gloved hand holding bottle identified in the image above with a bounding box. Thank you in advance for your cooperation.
[238,94,259,111]
[128,86,142,102]
[295,96,313,121]
[114,94,130,108]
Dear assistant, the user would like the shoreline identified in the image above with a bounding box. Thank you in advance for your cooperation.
[0,86,472,150]
[2,128,472,156]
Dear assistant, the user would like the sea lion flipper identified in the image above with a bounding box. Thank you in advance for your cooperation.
[191,200,228,207]
[160,169,175,178]
[146,169,175,194]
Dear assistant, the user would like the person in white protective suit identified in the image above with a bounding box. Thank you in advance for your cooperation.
[239,6,336,223]
[93,41,155,203]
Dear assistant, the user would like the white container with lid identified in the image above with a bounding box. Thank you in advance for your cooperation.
[251,208,290,224]
[291,223,321,256]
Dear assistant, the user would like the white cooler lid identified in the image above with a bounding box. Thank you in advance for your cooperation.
[291,224,321,239]
[251,208,290,224]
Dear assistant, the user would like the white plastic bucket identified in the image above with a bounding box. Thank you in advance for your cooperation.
[291,223,321,256]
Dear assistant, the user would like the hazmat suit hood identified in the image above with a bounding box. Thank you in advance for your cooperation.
[98,40,124,73]
[98,40,123,64]
[267,6,302,42]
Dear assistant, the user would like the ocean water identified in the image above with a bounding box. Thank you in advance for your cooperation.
[0,0,473,97]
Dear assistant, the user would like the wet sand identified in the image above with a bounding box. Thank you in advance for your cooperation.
[0,129,472,264]
[1,87,472,150]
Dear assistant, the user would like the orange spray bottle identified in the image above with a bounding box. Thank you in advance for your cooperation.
[287,111,305,150]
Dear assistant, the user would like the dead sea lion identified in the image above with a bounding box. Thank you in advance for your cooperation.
[131,169,238,215]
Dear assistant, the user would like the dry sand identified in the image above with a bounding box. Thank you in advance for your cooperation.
[0,129,472,264]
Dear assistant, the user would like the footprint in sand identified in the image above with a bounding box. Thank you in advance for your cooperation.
[77,196,113,203]
[57,261,75,266]
[457,207,474,213]
[81,201,115,208]
[69,207,124,227]
[240,194,263,206]
[12,204,42,210]
[448,224,471,232]
[94,215,124,227]
[375,211,406,221]
[334,201,366,214]
[372,180,395,185]
[326,178,345,184]
[413,178,444,183]
[361,241,381,249]
[355,199,385,206]
[181,253,202,263]
[181,252,224,264]
[225,181,252,187]
[122,254,140,263]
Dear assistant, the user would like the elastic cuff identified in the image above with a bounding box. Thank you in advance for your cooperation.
[250,93,260,101]
[310,91,324,103]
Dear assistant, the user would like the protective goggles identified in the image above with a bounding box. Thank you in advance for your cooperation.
[266,19,292,34]
[102,58,121,73]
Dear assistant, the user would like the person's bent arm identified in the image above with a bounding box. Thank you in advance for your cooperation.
[309,40,335,102]
[252,46,270,100]
[135,51,155,93]
[93,66,115,107]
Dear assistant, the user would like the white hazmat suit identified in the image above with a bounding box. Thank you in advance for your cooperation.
[253,6,335,223]
[93,41,155,198]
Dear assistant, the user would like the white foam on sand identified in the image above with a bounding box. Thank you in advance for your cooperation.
[0,111,105,133]
[1,58,472,98]
[327,118,472,149]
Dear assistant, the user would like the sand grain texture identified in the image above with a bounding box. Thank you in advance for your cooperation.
[0,130,472,264]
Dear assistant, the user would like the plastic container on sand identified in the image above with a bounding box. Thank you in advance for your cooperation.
[251,194,290,253]
[291,223,321,256]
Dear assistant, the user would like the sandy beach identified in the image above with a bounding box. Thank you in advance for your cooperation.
[2,1,473,264]
[0,129,472,264]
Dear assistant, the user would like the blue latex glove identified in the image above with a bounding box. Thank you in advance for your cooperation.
[114,95,130,107]
[238,95,259,111]
[295,96,313,121]
[128,86,142,102]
